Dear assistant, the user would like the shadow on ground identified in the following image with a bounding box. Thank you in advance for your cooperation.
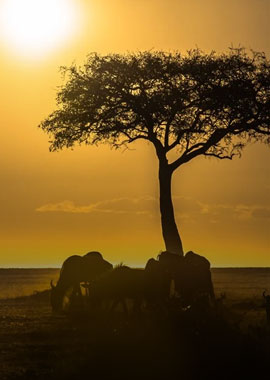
[0,290,270,380]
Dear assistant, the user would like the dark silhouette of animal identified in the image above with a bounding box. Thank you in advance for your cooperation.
[90,261,174,314]
[89,265,146,314]
[157,250,215,307]
[144,257,172,307]
[50,251,113,312]
[263,290,270,324]
[215,292,226,314]
[181,250,215,305]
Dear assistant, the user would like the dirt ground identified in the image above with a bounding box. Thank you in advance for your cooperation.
[0,289,270,380]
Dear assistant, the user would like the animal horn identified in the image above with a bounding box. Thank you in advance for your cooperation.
[50,280,56,289]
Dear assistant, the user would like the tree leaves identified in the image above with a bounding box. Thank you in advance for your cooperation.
[39,49,270,168]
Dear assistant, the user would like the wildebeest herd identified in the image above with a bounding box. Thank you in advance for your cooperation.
[50,250,215,314]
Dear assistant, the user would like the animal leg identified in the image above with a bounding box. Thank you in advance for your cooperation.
[121,299,129,316]
[133,298,142,314]
[110,298,120,312]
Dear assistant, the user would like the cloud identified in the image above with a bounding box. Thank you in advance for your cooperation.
[35,196,157,216]
[174,198,270,222]
[223,204,270,220]
[36,200,96,214]
[36,196,270,222]
[251,207,270,219]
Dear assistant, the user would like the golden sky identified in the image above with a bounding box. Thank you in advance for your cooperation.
[0,0,269,267]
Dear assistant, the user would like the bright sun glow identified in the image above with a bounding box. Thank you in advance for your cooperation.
[0,0,79,58]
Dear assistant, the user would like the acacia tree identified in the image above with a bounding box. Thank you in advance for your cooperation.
[40,49,270,256]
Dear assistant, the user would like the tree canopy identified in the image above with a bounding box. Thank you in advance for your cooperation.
[40,48,270,255]
[41,48,270,167]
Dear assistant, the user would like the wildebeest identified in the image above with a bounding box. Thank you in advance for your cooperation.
[89,265,146,314]
[180,250,215,306]
[157,250,215,307]
[263,290,270,324]
[144,257,172,307]
[89,261,177,314]
[50,251,113,312]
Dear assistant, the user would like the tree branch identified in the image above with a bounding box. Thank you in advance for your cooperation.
[166,132,184,152]
[203,152,234,160]
[121,130,149,144]
[164,121,170,150]
[170,128,228,171]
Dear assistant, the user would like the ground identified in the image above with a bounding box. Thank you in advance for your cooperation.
[0,284,270,380]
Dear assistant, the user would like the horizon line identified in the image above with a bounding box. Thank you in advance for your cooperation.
[1,266,270,270]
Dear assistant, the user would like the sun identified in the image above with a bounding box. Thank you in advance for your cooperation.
[0,0,79,58]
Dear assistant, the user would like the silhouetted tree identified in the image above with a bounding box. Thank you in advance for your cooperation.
[40,48,270,255]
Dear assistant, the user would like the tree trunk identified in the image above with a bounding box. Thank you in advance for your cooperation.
[159,162,184,256]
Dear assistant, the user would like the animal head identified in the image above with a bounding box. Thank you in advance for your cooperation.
[145,258,158,271]
[263,290,270,303]
[50,280,63,312]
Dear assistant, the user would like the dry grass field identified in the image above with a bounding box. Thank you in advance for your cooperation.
[0,268,270,379]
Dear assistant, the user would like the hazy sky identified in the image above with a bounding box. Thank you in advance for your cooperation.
[0,0,269,267]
